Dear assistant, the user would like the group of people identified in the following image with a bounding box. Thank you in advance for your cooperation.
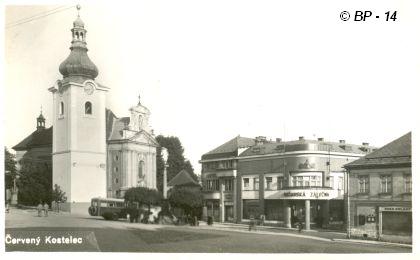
[37,202,49,217]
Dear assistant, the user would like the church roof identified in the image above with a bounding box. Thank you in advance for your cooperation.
[201,136,255,160]
[12,127,52,151]
[167,169,199,187]
[344,132,411,169]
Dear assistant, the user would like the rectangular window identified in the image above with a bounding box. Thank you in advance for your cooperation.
[277,176,284,190]
[224,179,233,191]
[243,178,249,189]
[380,175,392,193]
[297,176,304,187]
[358,175,369,194]
[338,176,344,190]
[265,177,273,190]
[404,175,412,193]
[254,177,259,190]
[329,176,334,188]
[291,175,321,187]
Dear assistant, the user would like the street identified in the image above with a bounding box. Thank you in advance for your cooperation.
[5,208,412,253]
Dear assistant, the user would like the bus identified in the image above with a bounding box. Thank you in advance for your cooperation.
[88,197,127,220]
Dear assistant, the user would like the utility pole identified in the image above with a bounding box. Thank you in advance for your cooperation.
[346,169,351,239]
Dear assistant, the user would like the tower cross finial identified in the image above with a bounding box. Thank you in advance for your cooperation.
[138,94,141,105]
[76,4,81,17]
[40,105,43,115]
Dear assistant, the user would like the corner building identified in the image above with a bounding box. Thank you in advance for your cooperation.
[344,132,412,240]
[236,136,375,230]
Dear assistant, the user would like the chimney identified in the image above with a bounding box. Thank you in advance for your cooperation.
[362,142,369,146]
[317,137,324,141]
[299,136,304,141]
[255,136,267,146]
[276,138,282,143]
[339,140,346,144]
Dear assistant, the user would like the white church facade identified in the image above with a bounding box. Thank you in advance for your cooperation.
[14,10,158,213]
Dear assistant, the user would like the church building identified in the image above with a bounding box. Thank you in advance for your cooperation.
[13,9,158,213]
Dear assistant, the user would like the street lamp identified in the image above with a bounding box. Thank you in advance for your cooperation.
[162,147,169,199]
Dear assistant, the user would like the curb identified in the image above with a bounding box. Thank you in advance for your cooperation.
[195,225,333,242]
[332,238,412,248]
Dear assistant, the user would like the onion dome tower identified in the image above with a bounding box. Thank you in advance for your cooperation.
[49,5,108,213]
[59,5,98,80]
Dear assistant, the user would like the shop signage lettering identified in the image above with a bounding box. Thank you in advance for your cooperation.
[280,190,334,200]
[310,192,329,198]
[284,192,306,197]
[379,207,411,212]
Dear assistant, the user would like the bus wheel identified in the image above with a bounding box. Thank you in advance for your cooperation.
[112,213,119,221]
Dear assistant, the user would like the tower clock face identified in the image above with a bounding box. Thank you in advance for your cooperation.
[84,82,95,95]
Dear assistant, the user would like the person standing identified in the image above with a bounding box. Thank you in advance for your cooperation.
[43,202,49,217]
[37,202,43,217]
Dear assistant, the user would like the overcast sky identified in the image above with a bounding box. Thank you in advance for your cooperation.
[2,0,420,175]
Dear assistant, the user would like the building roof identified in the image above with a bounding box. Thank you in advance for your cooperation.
[167,169,199,187]
[12,127,53,151]
[201,136,255,160]
[344,132,411,169]
[238,138,376,157]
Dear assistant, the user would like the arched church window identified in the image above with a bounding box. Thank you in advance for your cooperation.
[76,31,79,39]
[80,32,84,40]
[138,161,145,185]
[59,102,64,116]
[85,101,92,115]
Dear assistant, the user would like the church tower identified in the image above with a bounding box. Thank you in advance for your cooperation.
[48,6,108,212]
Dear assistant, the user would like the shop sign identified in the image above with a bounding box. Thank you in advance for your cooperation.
[279,189,335,200]
[224,193,233,201]
[379,207,411,212]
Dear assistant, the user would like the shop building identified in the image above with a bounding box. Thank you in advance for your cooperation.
[344,132,412,239]
[200,136,255,222]
[236,136,375,230]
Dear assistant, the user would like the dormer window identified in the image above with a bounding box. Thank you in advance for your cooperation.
[85,101,92,115]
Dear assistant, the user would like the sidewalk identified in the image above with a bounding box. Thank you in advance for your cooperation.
[197,221,412,248]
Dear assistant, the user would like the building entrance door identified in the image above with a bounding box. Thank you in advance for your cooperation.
[225,205,234,222]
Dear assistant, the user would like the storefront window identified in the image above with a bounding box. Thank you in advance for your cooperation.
[264,200,283,221]
[243,200,259,219]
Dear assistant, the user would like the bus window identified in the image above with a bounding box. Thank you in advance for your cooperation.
[109,203,114,207]
[100,202,107,207]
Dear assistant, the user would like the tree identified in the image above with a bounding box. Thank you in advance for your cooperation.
[4,147,17,190]
[168,186,203,218]
[17,156,52,206]
[124,187,162,212]
[51,184,67,203]
[155,135,199,193]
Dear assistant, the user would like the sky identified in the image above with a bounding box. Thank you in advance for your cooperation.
[2,0,420,176]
